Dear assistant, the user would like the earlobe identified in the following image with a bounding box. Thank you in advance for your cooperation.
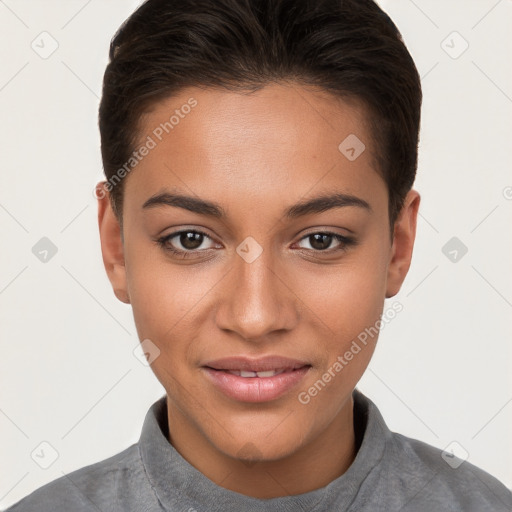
[385,189,421,298]
[96,182,131,304]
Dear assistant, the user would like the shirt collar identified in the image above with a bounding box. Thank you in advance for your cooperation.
[138,387,391,512]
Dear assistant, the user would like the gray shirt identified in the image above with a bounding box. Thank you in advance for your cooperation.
[5,388,512,511]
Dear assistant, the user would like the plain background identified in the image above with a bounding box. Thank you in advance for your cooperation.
[1,0,511,508]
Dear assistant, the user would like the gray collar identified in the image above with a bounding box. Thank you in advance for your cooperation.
[138,388,390,512]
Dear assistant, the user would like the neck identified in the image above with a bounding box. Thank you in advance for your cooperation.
[166,396,357,498]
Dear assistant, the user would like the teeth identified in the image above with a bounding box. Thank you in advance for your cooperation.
[226,369,286,378]
[256,370,282,377]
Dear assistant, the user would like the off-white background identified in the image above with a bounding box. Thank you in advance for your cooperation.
[1,0,511,508]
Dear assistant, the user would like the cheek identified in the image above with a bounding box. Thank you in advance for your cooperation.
[303,238,390,404]
[125,259,205,391]
[297,255,388,418]
[124,248,194,346]
[125,247,226,382]
[303,245,389,341]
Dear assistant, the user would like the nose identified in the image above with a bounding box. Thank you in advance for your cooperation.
[214,243,299,342]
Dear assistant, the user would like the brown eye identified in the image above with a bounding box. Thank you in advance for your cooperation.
[297,232,355,252]
[308,233,334,251]
[156,229,216,257]
[179,231,205,250]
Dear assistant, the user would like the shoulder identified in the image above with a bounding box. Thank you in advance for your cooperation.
[387,431,512,511]
[3,443,142,512]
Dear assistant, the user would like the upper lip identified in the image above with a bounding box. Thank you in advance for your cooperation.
[203,356,310,372]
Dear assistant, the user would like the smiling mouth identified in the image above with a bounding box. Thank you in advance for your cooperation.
[202,356,312,402]
[201,355,312,401]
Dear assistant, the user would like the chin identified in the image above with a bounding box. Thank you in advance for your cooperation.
[212,421,306,463]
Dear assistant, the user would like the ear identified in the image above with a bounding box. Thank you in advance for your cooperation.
[96,182,130,304]
[385,189,420,298]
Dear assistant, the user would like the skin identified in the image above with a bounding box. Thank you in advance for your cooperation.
[96,82,420,498]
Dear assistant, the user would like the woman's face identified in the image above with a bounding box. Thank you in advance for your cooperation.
[98,82,418,467]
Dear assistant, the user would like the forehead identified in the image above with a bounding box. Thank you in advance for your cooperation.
[125,83,385,215]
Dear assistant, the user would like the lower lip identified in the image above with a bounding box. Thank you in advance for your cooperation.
[202,366,311,403]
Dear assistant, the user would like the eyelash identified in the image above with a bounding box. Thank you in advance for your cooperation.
[156,229,356,259]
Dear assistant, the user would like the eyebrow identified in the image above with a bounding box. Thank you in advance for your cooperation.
[142,191,371,219]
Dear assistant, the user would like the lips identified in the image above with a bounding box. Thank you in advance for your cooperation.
[202,356,311,402]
